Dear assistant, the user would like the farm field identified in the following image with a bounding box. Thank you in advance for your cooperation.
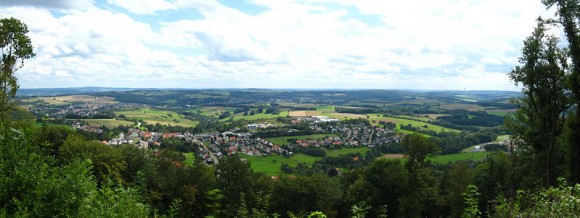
[265,134,338,146]
[231,111,289,121]
[381,152,489,164]
[288,110,321,117]
[242,147,369,175]
[76,119,135,128]
[439,103,485,111]
[117,108,198,127]
[325,113,367,120]
[23,95,117,105]
[367,115,461,133]
[485,109,516,117]
[429,152,490,164]
[197,106,237,117]
[326,147,370,157]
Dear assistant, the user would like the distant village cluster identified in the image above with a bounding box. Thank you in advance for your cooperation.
[71,115,402,165]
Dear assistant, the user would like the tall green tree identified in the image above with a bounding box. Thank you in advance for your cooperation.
[543,0,580,184]
[0,17,35,130]
[506,20,571,186]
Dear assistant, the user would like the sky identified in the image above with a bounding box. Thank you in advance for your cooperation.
[0,0,559,90]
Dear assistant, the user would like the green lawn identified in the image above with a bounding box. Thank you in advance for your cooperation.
[117,108,198,127]
[197,106,237,117]
[184,152,195,166]
[242,147,366,176]
[265,134,338,146]
[326,147,370,157]
[494,135,510,142]
[241,154,321,176]
[231,110,289,121]
[76,119,136,129]
[429,152,490,164]
[367,115,461,133]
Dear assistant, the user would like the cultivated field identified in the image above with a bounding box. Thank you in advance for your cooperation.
[367,115,461,133]
[77,119,135,128]
[485,109,516,117]
[415,114,450,119]
[197,106,237,117]
[439,103,485,111]
[117,108,198,127]
[326,147,370,157]
[288,110,321,117]
[325,113,368,120]
[231,111,289,121]
[24,95,117,105]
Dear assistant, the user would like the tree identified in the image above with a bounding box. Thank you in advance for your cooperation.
[506,20,571,186]
[543,0,580,184]
[402,133,438,169]
[0,17,35,130]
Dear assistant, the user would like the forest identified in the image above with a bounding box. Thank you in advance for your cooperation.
[4,0,580,217]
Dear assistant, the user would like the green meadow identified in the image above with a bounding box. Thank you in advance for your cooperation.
[117,108,198,127]
[265,134,338,146]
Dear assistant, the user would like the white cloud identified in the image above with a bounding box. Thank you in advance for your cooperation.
[107,0,176,15]
[1,0,559,90]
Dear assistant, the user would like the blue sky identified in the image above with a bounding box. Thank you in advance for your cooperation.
[0,0,557,90]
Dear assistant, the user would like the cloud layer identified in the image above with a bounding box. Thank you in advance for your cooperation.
[0,0,557,90]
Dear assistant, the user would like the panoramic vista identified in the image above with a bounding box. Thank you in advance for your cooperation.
[2,0,580,217]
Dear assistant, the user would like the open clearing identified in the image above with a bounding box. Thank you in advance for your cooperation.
[77,119,135,128]
[24,95,117,105]
[231,111,289,121]
[415,114,450,119]
[288,110,321,117]
[485,109,516,117]
[326,147,370,157]
[198,106,237,117]
[381,153,405,159]
[429,152,489,164]
[243,147,370,175]
[367,115,461,133]
[265,134,338,146]
[326,113,368,120]
[381,152,489,164]
[117,108,198,127]
[439,103,485,111]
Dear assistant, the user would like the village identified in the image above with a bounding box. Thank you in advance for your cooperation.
[72,115,403,165]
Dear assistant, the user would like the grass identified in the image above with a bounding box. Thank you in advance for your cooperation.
[231,111,289,121]
[197,106,237,117]
[241,154,321,176]
[429,152,490,164]
[439,103,485,111]
[23,95,117,105]
[494,135,510,142]
[486,109,517,117]
[184,152,195,166]
[241,147,367,176]
[33,122,74,130]
[117,108,198,127]
[76,119,135,128]
[367,115,460,133]
[265,134,338,146]
[326,147,370,157]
